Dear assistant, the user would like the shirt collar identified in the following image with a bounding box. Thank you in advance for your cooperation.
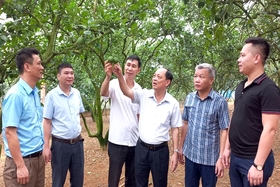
[19,78,38,95]
[57,85,73,96]
[148,89,171,103]
[195,89,215,100]
[241,72,267,85]
[253,73,267,84]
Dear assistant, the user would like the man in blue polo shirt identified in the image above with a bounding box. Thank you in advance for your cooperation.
[2,48,45,187]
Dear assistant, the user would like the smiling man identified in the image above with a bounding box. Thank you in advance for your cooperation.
[100,55,142,187]
[2,48,45,187]
[113,65,182,187]
[43,62,85,187]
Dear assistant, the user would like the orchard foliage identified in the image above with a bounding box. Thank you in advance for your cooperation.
[1,0,280,148]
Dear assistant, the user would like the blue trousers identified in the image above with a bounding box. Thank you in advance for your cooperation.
[51,139,84,187]
[108,141,136,187]
[229,152,274,187]
[135,139,169,187]
[185,157,217,187]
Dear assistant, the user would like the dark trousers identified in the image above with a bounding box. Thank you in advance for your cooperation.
[51,139,84,187]
[135,139,169,187]
[108,141,136,187]
[185,157,217,187]
[229,151,274,187]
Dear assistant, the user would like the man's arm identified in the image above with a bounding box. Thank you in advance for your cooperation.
[43,118,52,164]
[215,128,228,177]
[112,63,134,100]
[219,129,228,158]
[222,129,231,169]
[5,127,29,184]
[170,127,179,172]
[254,114,279,165]
[178,120,188,165]
[247,113,280,186]
[100,61,113,97]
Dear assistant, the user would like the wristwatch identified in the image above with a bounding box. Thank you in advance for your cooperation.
[253,163,263,171]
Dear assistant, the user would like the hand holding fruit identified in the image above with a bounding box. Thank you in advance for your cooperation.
[112,63,122,78]
[104,60,113,77]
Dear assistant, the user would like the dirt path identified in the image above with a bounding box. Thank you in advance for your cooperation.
[0,103,280,186]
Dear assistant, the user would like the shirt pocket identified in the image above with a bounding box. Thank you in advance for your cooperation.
[202,111,218,132]
[159,111,171,126]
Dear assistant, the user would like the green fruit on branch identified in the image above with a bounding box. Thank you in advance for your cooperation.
[108,56,114,63]
[113,57,118,63]
[235,44,243,51]
[76,36,85,45]
[107,56,118,64]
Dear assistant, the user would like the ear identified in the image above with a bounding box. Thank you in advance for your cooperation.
[24,63,31,72]
[166,79,171,87]
[210,78,215,85]
[254,54,261,64]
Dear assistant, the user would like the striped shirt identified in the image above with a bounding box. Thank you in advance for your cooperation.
[182,89,230,165]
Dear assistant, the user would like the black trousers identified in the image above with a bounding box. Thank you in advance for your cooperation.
[108,141,136,187]
[135,139,169,187]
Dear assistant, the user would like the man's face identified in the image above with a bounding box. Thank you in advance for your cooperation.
[237,43,259,75]
[57,67,74,86]
[124,59,140,79]
[193,68,213,92]
[152,68,170,90]
[28,54,44,81]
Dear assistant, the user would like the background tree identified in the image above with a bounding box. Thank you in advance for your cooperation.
[1,0,280,149]
[0,0,185,149]
[181,0,280,86]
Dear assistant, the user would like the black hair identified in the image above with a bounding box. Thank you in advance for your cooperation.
[16,48,40,74]
[245,37,270,64]
[57,62,73,74]
[165,68,173,84]
[127,55,141,68]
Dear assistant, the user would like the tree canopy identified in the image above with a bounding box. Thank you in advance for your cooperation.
[1,0,280,147]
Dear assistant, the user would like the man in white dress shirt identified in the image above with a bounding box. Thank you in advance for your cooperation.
[113,64,182,187]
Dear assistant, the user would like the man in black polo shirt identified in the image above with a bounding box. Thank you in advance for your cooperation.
[223,37,280,187]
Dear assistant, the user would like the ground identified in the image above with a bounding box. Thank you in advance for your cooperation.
[0,103,280,186]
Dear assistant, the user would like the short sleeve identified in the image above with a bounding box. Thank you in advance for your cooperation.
[2,93,22,128]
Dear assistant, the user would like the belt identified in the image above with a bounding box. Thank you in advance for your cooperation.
[52,134,83,144]
[139,139,167,151]
[23,151,42,158]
